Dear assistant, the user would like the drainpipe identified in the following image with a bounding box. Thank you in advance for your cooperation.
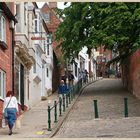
[10,20,15,94]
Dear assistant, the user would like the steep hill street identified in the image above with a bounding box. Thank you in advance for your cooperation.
[54,78,140,138]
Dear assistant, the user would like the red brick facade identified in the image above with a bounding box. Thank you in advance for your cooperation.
[96,46,112,77]
[122,48,140,98]
[0,3,15,125]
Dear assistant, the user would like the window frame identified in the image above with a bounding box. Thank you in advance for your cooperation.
[0,16,6,43]
[0,69,6,99]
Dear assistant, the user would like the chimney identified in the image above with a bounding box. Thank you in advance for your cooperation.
[49,2,57,9]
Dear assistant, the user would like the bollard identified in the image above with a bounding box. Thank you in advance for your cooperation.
[73,87,75,98]
[59,97,62,116]
[66,94,68,107]
[47,105,52,131]
[62,95,65,112]
[71,88,74,101]
[69,92,71,104]
[124,97,128,117]
[54,101,58,123]
[93,100,99,118]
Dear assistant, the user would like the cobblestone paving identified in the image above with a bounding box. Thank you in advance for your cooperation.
[54,78,140,138]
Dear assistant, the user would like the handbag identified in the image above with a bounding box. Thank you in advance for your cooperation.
[4,97,12,118]
[2,117,6,128]
[15,115,22,129]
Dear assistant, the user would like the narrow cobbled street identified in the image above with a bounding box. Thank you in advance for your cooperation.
[54,78,140,138]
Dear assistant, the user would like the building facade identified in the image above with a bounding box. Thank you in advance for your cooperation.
[41,2,64,92]
[0,2,17,126]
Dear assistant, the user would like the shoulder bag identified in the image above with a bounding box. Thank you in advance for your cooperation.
[4,97,12,118]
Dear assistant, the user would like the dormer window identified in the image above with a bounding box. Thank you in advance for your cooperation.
[43,13,50,23]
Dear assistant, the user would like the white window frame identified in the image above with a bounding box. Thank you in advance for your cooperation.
[24,2,27,25]
[0,16,6,42]
[0,69,6,99]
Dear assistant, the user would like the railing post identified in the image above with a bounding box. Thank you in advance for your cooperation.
[69,92,71,104]
[71,88,73,101]
[48,105,52,131]
[63,94,65,112]
[66,94,68,107]
[124,97,128,117]
[59,97,62,116]
[93,100,99,118]
[54,101,58,123]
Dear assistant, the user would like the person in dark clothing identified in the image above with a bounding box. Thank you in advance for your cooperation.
[68,72,74,87]
[58,80,67,98]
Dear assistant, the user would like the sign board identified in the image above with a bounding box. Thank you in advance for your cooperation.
[31,37,45,40]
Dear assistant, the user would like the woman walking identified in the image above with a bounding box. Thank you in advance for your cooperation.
[3,91,19,135]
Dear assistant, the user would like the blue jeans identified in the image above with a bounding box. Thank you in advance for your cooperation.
[6,108,17,129]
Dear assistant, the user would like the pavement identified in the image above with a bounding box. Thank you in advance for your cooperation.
[1,78,140,138]
[54,78,140,138]
[0,78,99,138]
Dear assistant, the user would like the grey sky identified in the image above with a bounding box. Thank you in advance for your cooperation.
[37,2,70,9]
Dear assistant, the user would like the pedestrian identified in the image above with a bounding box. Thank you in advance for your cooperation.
[68,71,74,87]
[83,69,88,83]
[61,74,67,84]
[58,80,67,98]
[3,91,19,135]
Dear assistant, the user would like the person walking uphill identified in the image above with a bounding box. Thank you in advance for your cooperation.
[58,80,68,98]
[3,91,19,135]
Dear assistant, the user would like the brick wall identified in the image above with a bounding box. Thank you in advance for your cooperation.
[0,9,13,125]
[122,48,140,98]
[0,16,12,93]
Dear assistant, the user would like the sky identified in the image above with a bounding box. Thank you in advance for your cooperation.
[37,2,70,9]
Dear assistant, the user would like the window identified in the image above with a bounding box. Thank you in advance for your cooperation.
[46,68,49,77]
[15,4,21,33]
[34,19,38,33]
[24,2,27,25]
[43,13,50,23]
[47,37,50,55]
[0,16,6,42]
[0,69,6,98]
[33,63,36,73]
[47,44,49,55]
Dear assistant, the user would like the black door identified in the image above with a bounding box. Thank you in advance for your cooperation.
[20,64,24,110]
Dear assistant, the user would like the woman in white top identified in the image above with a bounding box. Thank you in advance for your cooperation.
[3,91,19,135]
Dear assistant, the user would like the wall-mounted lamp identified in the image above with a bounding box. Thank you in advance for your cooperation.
[10,20,15,30]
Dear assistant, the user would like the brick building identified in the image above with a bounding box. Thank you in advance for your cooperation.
[41,2,64,92]
[122,48,140,99]
[0,2,17,126]
[96,45,113,77]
